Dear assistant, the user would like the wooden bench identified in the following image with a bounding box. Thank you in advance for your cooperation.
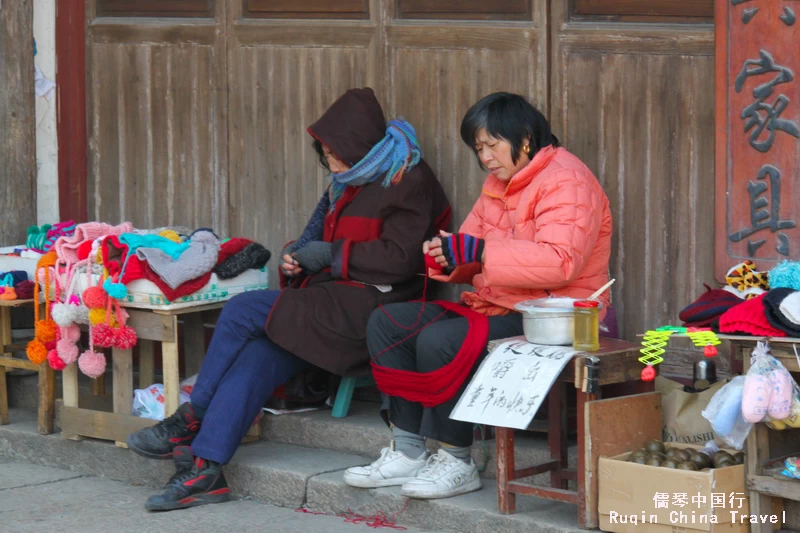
[0,299,57,435]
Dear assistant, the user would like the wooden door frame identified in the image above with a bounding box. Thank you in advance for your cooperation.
[56,1,88,223]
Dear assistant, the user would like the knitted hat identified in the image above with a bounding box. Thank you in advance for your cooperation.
[43,220,76,252]
[54,221,134,264]
[719,293,787,337]
[214,242,271,280]
[768,261,800,291]
[14,280,34,300]
[137,229,220,289]
[680,284,744,327]
[215,238,252,265]
[763,288,800,337]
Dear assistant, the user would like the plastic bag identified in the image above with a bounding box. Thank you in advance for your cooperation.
[132,383,191,420]
[180,374,198,395]
[741,341,800,430]
[701,376,753,450]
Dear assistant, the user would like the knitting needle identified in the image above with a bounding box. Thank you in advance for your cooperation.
[589,278,615,301]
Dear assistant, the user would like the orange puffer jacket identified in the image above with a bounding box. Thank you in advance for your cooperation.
[431,145,612,316]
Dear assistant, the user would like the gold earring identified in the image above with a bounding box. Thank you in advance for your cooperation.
[522,145,530,154]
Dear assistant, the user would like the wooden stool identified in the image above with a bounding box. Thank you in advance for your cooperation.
[0,299,56,435]
[493,337,649,529]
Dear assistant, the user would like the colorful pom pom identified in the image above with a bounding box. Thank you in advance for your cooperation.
[103,278,128,300]
[57,339,79,365]
[91,323,115,348]
[113,325,138,349]
[74,305,90,325]
[89,308,116,326]
[65,324,81,343]
[34,320,57,343]
[47,349,67,370]
[82,286,108,309]
[51,303,74,327]
[26,340,48,365]
[78,349,106,378]
[768,260,800,291]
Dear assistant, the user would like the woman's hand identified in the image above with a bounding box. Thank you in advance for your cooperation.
[281,253,304,277]
[423,230,453,268]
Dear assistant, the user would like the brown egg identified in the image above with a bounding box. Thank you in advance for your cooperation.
[645,440,666,454]
[648,452,668,462]
[713,452,735,468]
[665,447,683,458]
[733,452,745,465]
[630,455,647,464]
[663,459,680,469]
[675,449,692,463]
[647,457,663,467]
[677,461,698,471]
[690,452,712,469]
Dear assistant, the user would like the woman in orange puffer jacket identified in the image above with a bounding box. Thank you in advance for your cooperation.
[344,92,612,501]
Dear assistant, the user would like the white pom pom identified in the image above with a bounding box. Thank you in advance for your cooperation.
[51,303,74,327]
[73,305,90,325]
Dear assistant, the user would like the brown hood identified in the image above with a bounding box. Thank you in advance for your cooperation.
[307,88,387,166]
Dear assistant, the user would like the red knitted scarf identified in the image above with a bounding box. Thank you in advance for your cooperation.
[370,300,489,408]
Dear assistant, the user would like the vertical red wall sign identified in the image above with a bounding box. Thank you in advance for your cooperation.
[715,0,800,281]
[56,0,88,223]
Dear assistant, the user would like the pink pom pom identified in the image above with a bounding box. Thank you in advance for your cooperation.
[82,286,107,309]
[57,339,79,365]
[78,349,106,378]
[44,340,57,351]
[65,324,81,343]
[69,295,81,305]
[91,323,116,348]
[113,325,138,349]
[47,349,67,371]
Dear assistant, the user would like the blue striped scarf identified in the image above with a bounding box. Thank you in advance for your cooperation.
[328,119,422,212]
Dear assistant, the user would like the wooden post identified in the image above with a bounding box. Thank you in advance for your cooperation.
[112,347,133,447]
[496,427,516,514]
[138,339,155,389]
[162,315,181,417]
[715,0,800,280]
[0,307,11,425]
[182,313,205,378]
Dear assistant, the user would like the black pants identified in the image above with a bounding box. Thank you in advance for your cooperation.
[367,302,523,447]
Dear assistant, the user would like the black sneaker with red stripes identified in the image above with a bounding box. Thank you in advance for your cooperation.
[145,446,230,511]
[126,403,201,460]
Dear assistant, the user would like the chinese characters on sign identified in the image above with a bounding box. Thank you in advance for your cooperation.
[450,340,577,430]
[716,0,800,278]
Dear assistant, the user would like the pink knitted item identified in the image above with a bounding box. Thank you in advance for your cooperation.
[78,349,106,378]
[65,324,81,343]
[47,349,67,370]
[53,221,134,264]
[113,325,138,349]
[82,286,107,309]
[719,293,788,337]
[92,323,115,348]
[57,339,79,365]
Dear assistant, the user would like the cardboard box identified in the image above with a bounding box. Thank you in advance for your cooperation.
[599,443,750,533]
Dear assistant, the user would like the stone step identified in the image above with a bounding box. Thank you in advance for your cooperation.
[261,400,578,482]
[0,407,584,533]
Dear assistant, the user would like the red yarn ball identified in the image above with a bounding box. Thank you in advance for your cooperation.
[424,253,441,271]
[35,319,57,343]
[82,286,108,309]
[641,365,657,382]
[78,349,106,378]
[113,325,138,349]
[26,340,48,365]
[704,345,717,357]
[47,349,67,371]
[91,324,116,348]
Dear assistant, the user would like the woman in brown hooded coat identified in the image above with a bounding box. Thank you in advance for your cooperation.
[125,88,451,511]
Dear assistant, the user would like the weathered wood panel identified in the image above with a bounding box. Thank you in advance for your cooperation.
[227,43,372,289]
[0,0,36,245]
[86,5,227,234]
[551,6,715,342]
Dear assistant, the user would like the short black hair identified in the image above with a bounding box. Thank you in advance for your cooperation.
[312,139,330,171]
[460,92,560,168]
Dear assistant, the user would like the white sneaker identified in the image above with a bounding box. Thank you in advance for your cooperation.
[400,449,481,499]
[343,444,430,488]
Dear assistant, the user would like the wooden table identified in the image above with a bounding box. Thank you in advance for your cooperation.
[726,336,800,533]
[0,299,56,435]
[492,337,649,529]
[57,301,225,446]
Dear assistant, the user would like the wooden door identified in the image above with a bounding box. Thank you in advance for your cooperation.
[0,0,36,245]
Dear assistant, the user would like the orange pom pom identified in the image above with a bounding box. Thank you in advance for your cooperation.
[26,340,48,365]
[34,320,57,343]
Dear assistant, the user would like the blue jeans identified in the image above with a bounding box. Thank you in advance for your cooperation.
[190,290,308,464]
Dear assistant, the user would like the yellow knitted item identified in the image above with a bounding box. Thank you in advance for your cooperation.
[89,308,118,327]
[158,229,182,243]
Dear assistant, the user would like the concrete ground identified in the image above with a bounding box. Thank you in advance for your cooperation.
[0,459,430,533]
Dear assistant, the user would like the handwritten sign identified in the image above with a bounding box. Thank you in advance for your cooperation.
[715,0,800,280]
[450,340,577,430]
